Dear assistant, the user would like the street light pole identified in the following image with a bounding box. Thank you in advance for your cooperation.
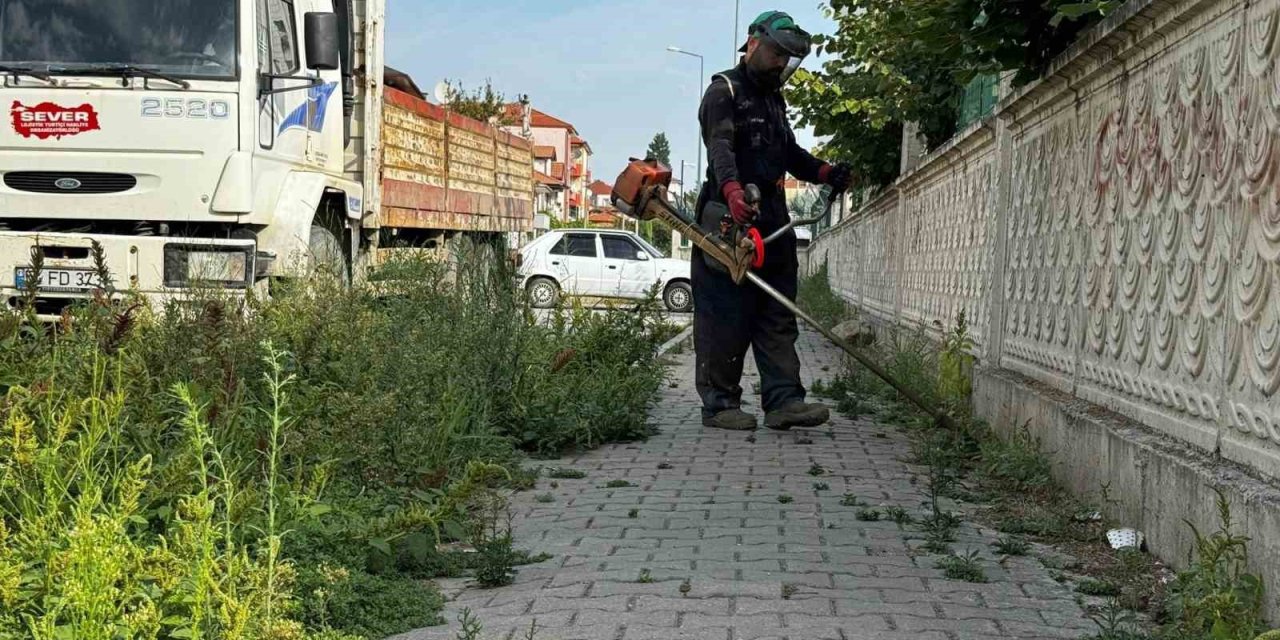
[667,46,705,202]
[733,0,741,66]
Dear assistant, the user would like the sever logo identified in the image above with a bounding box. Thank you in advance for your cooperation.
[11,101,101,140]
[279,82,337,135]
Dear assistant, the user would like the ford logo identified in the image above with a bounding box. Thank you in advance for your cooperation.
[54,177,82,190]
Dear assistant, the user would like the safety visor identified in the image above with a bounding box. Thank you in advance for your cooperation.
[741,22,812,83]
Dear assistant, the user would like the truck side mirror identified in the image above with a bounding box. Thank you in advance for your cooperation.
[304,12,341,71]
[636,251,650,261]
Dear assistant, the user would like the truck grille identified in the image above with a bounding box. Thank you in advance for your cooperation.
[4,171,138,194]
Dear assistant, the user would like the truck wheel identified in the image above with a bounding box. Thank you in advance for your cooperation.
[309,224,350,285]
[664,282,693,313]
[527,277,560,309]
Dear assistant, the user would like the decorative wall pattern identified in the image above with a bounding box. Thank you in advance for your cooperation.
[898,144,997,351]
[808,0,1280,478]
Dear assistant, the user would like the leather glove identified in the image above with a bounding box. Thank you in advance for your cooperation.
[722,181,756,225]
[819,163,854,192]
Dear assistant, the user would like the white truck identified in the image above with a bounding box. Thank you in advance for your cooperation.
[1,0,534,318]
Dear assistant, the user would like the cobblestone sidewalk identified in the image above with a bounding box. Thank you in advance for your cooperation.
[395,331,1095,640]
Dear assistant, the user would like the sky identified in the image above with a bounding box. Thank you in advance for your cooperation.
[385,0,835,191]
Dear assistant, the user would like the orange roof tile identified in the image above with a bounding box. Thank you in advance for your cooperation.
[505,104,579,134]
[551,162,565,180]
[588,180,612,196]
[534,145,557,160]
[534,171,561,186]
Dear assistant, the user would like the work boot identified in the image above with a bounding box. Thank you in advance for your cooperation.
[765,401,830,431]
[702,409,758,431]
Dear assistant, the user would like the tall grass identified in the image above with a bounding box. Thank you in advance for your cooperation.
[0,243,669,639]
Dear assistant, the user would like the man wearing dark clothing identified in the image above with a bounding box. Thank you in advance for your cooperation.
[693,10,853,431]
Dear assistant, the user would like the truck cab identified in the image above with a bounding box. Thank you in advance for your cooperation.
[0,0,367,317]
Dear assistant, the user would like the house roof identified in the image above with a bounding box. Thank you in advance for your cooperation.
[506,104,579,134]
[550,162,565,180]
[588,211,618,226]
[588,180,612,196]
[570,135,592,153]
[534,145,557,160]
[534,170,562,186]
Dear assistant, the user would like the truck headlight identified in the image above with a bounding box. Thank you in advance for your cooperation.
[164,244,254,288]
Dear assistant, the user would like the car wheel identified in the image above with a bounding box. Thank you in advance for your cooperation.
[664,281,693,313]
[527,277,560,309]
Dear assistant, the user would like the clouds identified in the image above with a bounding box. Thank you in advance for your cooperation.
[386,0,833,190]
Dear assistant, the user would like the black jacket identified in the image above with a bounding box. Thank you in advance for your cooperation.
[698,62,826,230]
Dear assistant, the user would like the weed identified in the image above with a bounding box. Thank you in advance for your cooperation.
[1162,488,1265,640]
[1077,579,1122,597]
[657,462,673,470]
[605,479,635,488]
[629,508,639,518]
[550,481,559,489]
[473,532,520,588]
[856,508,881,522]
[885,506,912,525]
[637,569,654,583]
[456,608,484,640]
[796,436,815,445]
[535,493,554,503]
[679,578,691,596]
[840,494,865,507]
[993,536,1030,556]
[981,421,1052,490]
[808,462,827,476]
[778,495,794,504]
[1085,599,1147,640]
[935,550,988,583]
[548,468,587,479]
[781,583,799,600]
[813,482,830,491]
[797,261,852,327]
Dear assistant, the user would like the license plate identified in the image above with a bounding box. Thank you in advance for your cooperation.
[14,267,102,292]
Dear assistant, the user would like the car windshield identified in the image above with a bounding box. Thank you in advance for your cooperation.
[0,0,238,79]
[633,235,666,259]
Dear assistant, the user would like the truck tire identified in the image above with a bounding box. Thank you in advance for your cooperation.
[664,281,693,313]
[527,277,559,309]
[309,224,350,285]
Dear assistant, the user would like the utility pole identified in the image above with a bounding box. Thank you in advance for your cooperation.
[666,46,705,199]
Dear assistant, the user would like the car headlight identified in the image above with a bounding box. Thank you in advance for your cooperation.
[164,244,255,288]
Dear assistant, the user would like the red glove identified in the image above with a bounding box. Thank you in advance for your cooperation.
[722,181,756,224]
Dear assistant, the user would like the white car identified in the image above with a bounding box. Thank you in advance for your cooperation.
[518,229,693,312]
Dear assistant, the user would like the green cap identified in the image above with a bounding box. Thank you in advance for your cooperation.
[739,10,809,54]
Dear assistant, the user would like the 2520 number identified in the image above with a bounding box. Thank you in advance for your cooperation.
[141,98,231,120]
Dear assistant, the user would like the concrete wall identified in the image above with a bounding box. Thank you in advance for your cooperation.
[806,0,1280,616]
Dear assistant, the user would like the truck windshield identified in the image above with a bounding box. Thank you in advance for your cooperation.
[0,0,238,79]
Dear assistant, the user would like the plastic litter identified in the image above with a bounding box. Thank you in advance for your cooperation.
[1106,528,1144,550]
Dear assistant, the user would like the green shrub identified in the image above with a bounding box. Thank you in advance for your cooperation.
[0,245,671,638]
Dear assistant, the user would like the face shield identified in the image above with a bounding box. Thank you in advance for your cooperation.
[740,19,812,89]
[761,26,811,85]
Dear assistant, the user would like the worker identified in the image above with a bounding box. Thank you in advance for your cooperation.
[693,10,854,431]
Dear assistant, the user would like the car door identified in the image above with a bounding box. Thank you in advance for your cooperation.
[600,234,657,299]
[548,232,602,295]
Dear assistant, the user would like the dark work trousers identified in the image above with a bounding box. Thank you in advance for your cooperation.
[692,189,805,419]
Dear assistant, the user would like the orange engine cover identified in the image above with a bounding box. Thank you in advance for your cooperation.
[612,159,673,206]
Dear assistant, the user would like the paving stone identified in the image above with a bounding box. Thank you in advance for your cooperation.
[403,332,1090,639]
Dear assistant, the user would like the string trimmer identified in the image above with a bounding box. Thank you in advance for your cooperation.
[611,159,956,431]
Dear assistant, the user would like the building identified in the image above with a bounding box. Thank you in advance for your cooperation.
[588,180,612,209]
[504,106,593,222]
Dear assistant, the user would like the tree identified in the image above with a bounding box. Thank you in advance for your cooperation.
[787,0,1119,189]
[443,78,514,124]
[646,133,672,168]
